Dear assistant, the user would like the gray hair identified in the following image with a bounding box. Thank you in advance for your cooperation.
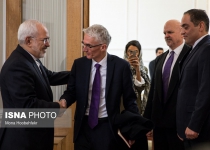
[83,24,111,46]
[18,19,47,44]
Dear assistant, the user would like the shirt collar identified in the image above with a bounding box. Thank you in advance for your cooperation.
[92,53,107,67]
[192,34,208,49]
[168,42,184,55]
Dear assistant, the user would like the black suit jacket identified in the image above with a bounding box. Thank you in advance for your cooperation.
[0,45,70,150]
[177,35,210,141]
[144,44,190,128]
[149,59,155,79]
[60,54,139,142]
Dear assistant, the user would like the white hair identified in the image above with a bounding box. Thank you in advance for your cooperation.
[83,24,111,46]
[18,19,47,44]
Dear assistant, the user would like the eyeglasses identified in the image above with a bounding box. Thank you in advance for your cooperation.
[31,37,50,44]
[81,41,103,49]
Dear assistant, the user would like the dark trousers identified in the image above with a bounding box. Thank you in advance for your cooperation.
[153,127,184,150]
[75,116,148,150]
[74,117,119,150]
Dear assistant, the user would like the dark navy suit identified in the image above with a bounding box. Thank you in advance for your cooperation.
[0,45,70,150]
[177,35,210,145]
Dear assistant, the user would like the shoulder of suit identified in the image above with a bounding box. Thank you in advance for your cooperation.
[6,46,32,65]
[183,44,191,49]
[107,54,126,62]
[149,59,155,64]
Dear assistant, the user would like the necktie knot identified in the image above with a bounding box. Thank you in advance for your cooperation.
[170,51,174,57]
[95,63,101,70]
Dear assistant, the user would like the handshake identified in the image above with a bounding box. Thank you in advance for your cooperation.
[58,99,67,108]
[57,99,67,116]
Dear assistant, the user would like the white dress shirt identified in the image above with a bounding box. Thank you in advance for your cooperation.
[162,42,184,82]
[134,76,145,87]
[85,54,108,118]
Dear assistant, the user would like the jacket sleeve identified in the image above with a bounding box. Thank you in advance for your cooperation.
[2,61,60,109]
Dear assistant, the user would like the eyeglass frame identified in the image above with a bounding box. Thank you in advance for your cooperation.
[81,41,104,49]
[31,37,50,45]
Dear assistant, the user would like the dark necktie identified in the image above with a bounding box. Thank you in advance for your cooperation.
[36,59,48,83]
[88,64,101,129]
[36,59,42,74]
[162,51,174,102]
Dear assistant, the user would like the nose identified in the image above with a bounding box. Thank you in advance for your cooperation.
[82,46,88,52]
[165,33,169,38]
[45,42,50,47]
[180,28,185,35]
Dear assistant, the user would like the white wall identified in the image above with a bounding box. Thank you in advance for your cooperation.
[90,0,210,76]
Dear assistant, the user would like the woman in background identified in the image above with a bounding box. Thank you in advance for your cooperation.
[124,40,150,115]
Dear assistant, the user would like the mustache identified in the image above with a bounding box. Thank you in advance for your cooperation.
[165,38,171,41]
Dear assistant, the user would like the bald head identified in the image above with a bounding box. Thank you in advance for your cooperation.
[164,19,183,50]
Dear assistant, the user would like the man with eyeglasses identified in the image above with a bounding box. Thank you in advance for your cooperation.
[0,19,69,150]
[60,24,149,150]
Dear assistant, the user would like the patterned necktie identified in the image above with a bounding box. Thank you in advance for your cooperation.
[88,64,101,129]
[162,51,174,102]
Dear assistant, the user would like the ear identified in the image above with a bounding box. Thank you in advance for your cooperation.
[25,37,32,46]
[199,21,205,32]
[100,44,107,52]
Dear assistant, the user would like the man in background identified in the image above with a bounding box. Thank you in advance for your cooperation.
[177,9,210,149]
[0,19,69,150]
[144,19,190,150]
[149,47,164,79]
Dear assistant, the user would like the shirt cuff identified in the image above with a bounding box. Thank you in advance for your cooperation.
[134,77,145,87]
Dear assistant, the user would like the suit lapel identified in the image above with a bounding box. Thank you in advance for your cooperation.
[156,51,168,102]
[166,45,190,101]
[83,58,92,105]
[180,35,210,78]
[105,54,115,100]
[33,61,53,100]
[17,46,53,99]
[179,46,197,77]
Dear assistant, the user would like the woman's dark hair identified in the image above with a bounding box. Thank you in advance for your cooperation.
[125,40,141,53]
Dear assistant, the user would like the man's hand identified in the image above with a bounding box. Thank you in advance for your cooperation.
[185,127,199,140]
[146,130,153,138]
[58,99,67,108]
[57,99,67,117]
